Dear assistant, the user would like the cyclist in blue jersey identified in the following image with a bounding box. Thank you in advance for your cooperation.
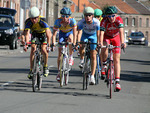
[22,7,52,78]
[77,7,100,85]
[52,7,77,81]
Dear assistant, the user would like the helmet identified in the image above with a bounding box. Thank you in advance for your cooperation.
[60,7,72,15]
[29,7,40,18]
[94,9,103,16]
[105,6,118,15]
[83,7,94,14]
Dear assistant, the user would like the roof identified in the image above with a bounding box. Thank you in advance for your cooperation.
[89,0,139,14]
[71,0,101,12]
[125,0,150,15]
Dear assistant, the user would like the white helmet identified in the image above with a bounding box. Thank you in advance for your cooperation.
[29,7,40,18]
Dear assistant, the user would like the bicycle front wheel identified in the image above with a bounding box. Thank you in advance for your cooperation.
[32,56,39,92]
[59,54,65,87]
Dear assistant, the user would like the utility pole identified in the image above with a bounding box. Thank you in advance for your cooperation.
[78,0,80,12]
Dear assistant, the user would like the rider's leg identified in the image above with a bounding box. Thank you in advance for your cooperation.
[68,34,74,65]
[90,50,97,76]
[56,47,62,81]
[28,44,36,79]
[41,44,48,67]
[79,43,85,68]
[41,44,49,77]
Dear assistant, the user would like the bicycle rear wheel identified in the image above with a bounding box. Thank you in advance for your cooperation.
[32,56,38,92]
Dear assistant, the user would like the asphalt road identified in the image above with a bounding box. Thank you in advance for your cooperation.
[0,45,150,113]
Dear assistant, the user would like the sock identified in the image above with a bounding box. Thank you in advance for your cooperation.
[44,64,48,67]
[115,77,120,82]
[80,59,84,63]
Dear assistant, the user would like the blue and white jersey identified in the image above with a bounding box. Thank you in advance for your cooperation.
[77,18,100,35]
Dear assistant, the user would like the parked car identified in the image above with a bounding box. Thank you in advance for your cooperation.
[49,26,59,42]
[0,7,20,50]
[128,32,146,45]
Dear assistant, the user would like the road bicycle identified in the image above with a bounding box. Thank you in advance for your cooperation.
[57,39,72,87]
[103,44,125,98]
[31,38,46,92]
[79,40,97,90]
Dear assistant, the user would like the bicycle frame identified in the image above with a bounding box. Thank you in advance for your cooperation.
[32,40,44,92]
[103,44,120,98]
[58,41,72,87]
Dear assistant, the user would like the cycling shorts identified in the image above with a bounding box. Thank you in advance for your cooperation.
[31,32,47,44]
[81,33,97,50]
[58,30,73,48]
[104,34,121,54]
[59,30,73,43]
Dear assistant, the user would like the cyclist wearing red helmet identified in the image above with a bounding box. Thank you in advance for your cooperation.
[99,6,126,91]
[52,7,77,81]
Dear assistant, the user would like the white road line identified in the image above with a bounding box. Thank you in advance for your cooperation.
[48,65,54,68]
[1,81,14,89]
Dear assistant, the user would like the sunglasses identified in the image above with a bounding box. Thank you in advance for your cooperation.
[95,16,101,18]
[107,14,115,18]
[62,15,69,18]
[85,14,93,17]
[31,16,38,19]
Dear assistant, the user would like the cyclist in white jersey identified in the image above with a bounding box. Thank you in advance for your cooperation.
[77,7,100,85]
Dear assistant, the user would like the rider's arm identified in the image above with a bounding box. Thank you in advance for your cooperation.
[52,30,58,45]
[45,28,52,46]
[24,30,30,45]
[73,26,77,45]
[99,30,104,46]
[97,30,100,44]
[119,27,126,48]
[77,29,82,43]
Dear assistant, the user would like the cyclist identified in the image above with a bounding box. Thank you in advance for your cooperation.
[94,9,103,22]
[52,7,77,81]
[22,6,52,78]
[99,6,126,91]
[77,7,100,85]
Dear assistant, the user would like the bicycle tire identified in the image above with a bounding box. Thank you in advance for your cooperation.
[37,59,43,90]
[83,74,86,90]
[32,56,38,92]
[59,54,64,87]
[95,54,101,85]
[109,61,113,99]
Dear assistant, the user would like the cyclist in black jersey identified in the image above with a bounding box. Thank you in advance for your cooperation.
[21,7,52,78]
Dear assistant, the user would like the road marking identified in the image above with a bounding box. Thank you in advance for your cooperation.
[0,81,14,89]
[48,65,54,68]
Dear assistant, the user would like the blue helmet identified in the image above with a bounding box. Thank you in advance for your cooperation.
[60,7,72,15]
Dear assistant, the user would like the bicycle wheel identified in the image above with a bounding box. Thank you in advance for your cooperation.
[32,56,38,92]
[37,59,43,90]
[59,54,65,87]
[109,61,114,99]
[95,55,101,85]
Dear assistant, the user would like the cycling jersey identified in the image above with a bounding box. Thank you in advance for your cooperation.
[77,18,100,50]
[25,16,49,33]
[54,17,77,33]
[100,15,124,54]
[100,16,124,38]
[78,18,100,36]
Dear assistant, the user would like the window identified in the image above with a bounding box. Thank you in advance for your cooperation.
[132,18,135,26]
[125,17,128,26]
[146,18,149,27]
[139,18,142,27]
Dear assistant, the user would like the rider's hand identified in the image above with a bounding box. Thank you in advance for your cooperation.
[50,43,55,52]
[23,45,28,52]
[121,43,126,49]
